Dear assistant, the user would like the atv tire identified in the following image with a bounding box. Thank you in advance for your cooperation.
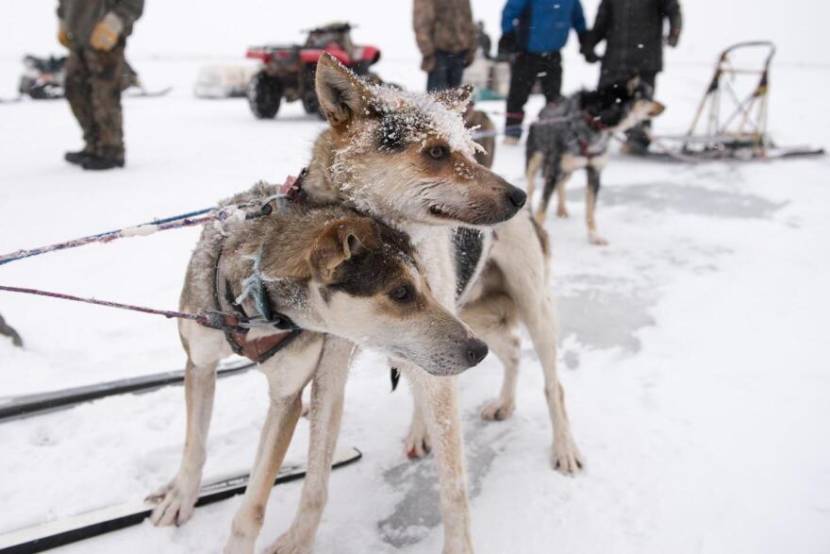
[301,90,325,119]
[248,71,282,119]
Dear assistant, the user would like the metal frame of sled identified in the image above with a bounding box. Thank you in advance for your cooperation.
[651,41,825,162]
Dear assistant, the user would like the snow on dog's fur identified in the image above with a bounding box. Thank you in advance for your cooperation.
[151,53,581,554]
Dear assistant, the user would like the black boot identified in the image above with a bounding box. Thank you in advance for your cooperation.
[82,154,125,170]
[64,149,95,165]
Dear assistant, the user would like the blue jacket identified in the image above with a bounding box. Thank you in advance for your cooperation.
[501,0,587,54]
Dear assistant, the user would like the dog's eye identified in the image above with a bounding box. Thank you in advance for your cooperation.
[389,283,415,304]
[427,145,449,160]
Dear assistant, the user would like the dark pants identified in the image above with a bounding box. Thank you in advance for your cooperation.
[505,51,562,138]
[600,70,658,151]
[426,50,468,92]
[64,43,127,160]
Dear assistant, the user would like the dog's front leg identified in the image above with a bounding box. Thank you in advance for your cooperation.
[223,388,304,553]
[265,337,355,554]
[586,166,607,245]
[149,358,218,526]
[404,364,474,554]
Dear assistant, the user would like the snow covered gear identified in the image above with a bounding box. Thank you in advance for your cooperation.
[588,0,683,85]
[89,12,124,51]
[64,44,128,164]
[56,0,143,47]
[413,0,477,90]
[504,51,562,139]
[500,0,587,55]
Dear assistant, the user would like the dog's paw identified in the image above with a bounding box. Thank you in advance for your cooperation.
[404,423,432,459]
[551,437,584,475]
[480,398,515,421]
[146,473,201,527]
[263,532,313,554]
[588,233,608,246]
[556,207,570,218]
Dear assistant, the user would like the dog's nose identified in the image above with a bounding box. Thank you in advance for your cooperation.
[506,186,527,209]
[464,338,489,366]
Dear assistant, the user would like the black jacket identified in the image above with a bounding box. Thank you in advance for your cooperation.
[589,0,682,84]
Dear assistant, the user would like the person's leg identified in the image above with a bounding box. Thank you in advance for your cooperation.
[625,71,657,154]
[427,50,450,92]
[505,52,539,141]
[540,51,563,103]
[85,43,126,166]
[63,49,98,160]
[446,51,467,88]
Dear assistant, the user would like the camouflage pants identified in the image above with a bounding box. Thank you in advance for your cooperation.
[64,44,126,159]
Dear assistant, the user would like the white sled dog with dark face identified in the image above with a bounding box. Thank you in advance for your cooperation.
[526,77,665,244]
[150,53,581,554]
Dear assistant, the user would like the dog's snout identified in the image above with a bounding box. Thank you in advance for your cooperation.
[506,186,527,209]
[464,338,489,366]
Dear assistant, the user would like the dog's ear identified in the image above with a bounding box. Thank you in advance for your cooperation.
[308,217,381,283]
[434,84,474,113]
[316,53,373,129]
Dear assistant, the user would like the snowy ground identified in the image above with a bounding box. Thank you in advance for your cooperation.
[2,2,830,553]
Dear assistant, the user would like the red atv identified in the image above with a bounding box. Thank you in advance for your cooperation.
[246,22,381,119]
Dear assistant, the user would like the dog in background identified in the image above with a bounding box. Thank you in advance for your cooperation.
[526,77,665,244]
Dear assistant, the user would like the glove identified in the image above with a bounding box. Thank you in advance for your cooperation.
[497,32,517,57]
[57,21,71,48]
[90,12,123,51]
[578,32,599,63]
[421,54,436,72]
[463,48,475,68]
[667,29,680,48]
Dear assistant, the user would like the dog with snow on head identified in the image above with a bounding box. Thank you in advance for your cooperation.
[526,77,665,244]
[297,54,582,551]
[151,53,581,554]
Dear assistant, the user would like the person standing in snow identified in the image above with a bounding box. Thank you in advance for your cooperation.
[582,0,683,153]
[413,0,477,92]
[57,0,144,170]
[498,0,590,144]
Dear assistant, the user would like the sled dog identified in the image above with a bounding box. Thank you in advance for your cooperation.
[526,77,665,244]
[152,54,581,554]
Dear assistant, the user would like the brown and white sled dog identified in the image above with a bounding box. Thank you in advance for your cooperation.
[151,54,582,554]
[525,77,665,244]
[148,187,488,540]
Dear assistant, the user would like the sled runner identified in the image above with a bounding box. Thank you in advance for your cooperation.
[649,41,824,162]
[0,448,362,554]
[0,360,254,423]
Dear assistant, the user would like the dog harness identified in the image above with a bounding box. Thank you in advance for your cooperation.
[210,171,307,364]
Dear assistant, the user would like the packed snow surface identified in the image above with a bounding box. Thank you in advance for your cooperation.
[1,1,829,553]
